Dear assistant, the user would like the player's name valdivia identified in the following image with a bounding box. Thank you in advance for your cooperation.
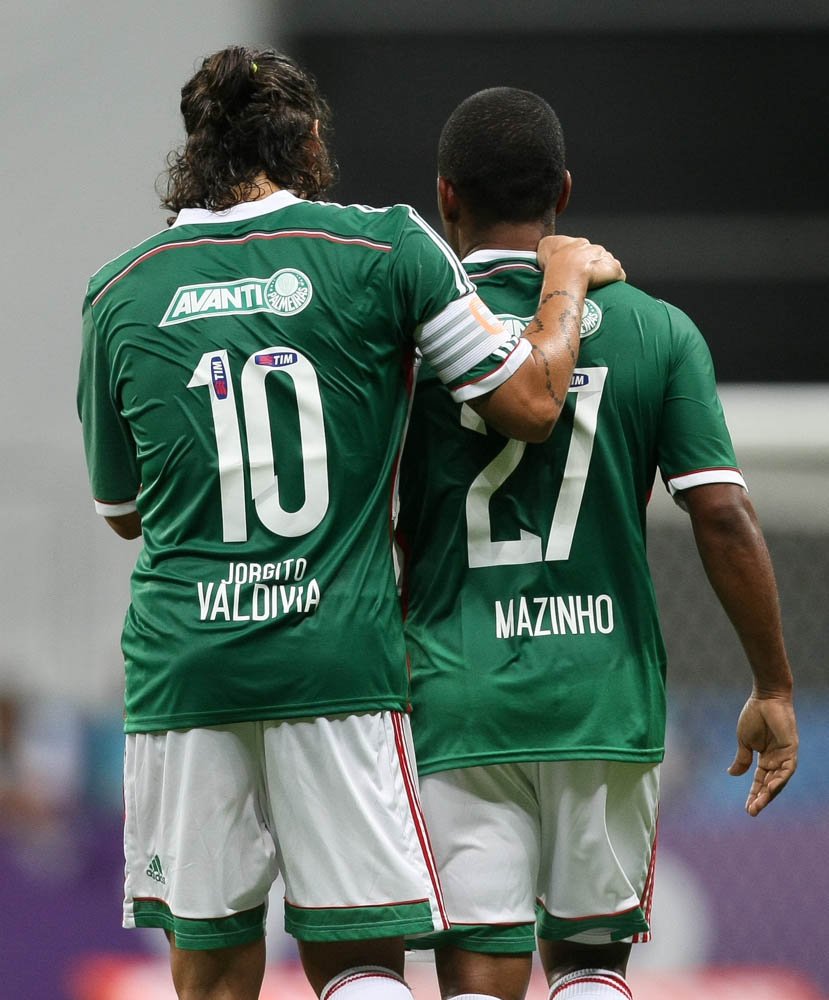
[197,579,321,622]
[495,593,615,639]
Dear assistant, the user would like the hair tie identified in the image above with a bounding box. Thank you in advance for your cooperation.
[251,61,258,75]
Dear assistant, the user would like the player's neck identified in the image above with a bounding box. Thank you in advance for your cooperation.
[459,219,553,260]
[235,173,282,203]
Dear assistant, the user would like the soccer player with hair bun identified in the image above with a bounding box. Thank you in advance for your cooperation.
[398,86,798,1000]
[77,49,622,1000]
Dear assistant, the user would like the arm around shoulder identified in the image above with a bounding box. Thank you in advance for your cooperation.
[469,236,625,442]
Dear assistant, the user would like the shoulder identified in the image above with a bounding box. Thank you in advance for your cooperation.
[85,224,179,306]
[303,198,428,244]
[588,281,702,341]
[590,280,666,316]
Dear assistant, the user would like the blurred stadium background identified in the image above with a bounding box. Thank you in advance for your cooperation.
[0,2,826,998]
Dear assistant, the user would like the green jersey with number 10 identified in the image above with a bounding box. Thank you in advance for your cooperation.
[399,249,745,774]
[78,193,529,733]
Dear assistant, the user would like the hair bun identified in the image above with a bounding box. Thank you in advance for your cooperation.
[193,46,258,125]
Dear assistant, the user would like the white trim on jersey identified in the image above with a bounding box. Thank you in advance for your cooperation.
[666,467,747,496]
[463,249,539,264]
[406,206,474,297]
[94,498,138,516]
[172,189,303,226]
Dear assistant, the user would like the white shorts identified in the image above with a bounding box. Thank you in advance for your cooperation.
[123,712,447,949]
[415,759,659,953]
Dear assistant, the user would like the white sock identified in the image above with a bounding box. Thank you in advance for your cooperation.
[448,995,502,1000]
[549,969,632,1000]
[320,966,413,1000]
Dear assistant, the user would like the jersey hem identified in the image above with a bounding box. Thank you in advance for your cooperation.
[415,746,665,776]
[123,696,409,733]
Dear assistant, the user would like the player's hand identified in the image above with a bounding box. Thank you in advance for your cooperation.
[728,693,798,816]
[536,234,626,289]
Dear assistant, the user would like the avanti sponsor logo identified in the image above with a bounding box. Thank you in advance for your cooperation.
[160,269,313,326]
[580,298,603,338]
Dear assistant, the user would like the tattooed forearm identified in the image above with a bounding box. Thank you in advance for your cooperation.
[524,289,581,409]
[530,341,566,410]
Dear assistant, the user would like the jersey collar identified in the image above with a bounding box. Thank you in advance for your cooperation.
[462,248,539,264]
[171,189,303,227]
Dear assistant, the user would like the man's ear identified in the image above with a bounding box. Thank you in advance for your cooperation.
[437,176,460,223]
[556,169,573,217]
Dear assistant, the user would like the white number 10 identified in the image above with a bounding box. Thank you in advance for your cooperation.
[188,347,329,542]
[464,366,608,568]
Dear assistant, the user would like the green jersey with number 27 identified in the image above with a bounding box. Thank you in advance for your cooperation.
[78,193,529,733]
[399,249,745,774]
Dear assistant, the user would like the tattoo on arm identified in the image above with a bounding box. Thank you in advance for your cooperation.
[525,289,580,409]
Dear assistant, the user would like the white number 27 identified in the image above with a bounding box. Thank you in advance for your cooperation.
[464,366,608,568]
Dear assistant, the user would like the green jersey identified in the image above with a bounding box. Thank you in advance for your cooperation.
[78,193,529,733]
[399,249,745,774]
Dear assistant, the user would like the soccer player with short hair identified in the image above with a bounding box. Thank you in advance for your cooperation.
[398,87,798,1000]
[77,50,622,1000]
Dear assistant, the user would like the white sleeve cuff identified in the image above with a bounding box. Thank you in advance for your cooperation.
[666,468,747,511]
[94,498,138,516]
[450,338,532,403]
[666,468,747,496]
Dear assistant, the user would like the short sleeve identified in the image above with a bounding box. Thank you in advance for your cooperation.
[657,302,746,499]
[391,208,531,402]
[77,294,140,514]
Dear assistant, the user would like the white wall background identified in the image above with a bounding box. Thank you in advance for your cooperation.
[0,0,272,705]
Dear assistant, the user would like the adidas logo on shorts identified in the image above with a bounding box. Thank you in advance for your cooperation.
[146,854,167,884]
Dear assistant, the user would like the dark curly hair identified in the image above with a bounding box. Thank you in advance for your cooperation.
[438,87,565,227]
[161,46,337,214]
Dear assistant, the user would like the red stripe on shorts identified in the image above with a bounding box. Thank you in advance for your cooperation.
[390,712,449,928]
[633,821,659,943]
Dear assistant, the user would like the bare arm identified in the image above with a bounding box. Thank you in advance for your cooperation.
[105,511,142,540]
[471,236,624,442]
[684,482,798,816]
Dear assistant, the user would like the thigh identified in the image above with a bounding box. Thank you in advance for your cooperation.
[416,763,539,954]
[123,724,277,949]
[264,711,446,942]
[536,760,660,944]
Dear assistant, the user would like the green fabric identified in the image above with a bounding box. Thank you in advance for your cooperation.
[400,255,739,773]
[132,898,265,950]
[79,195,532,733]
[409,921,536,954]
[284,898,436,941]
[536,901,649,942]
